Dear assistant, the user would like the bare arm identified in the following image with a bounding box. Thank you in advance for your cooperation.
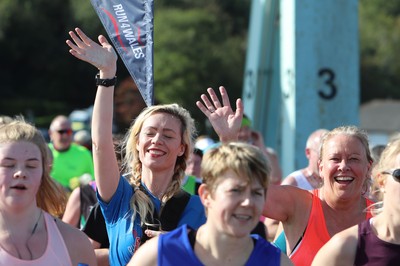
[127,236,159,266]
[87,237,110,266]
[66,28,120,202]
[263,185,298,222]
[61,187,81,227]
[311,225,358,266]
[94,248,109,266]
[263,184,313,255]
[58,219,97,266]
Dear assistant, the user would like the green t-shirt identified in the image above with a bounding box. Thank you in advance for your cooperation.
[49,143,94,189]
[182,175,196,195]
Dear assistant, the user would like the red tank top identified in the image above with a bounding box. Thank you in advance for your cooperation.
[290,190,373,266]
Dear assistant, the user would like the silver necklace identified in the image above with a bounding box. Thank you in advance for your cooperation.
[0,210,43,260]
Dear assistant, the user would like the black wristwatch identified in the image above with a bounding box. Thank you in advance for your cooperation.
[95,73,117,87]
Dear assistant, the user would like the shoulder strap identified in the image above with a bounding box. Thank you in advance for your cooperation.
[140,188,191,244]
[160,189,191,231]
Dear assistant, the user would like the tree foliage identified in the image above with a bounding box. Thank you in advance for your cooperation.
[0,0,250,131]
[1,0,399,129]
[359,0,400,102]
[153,5,247,132]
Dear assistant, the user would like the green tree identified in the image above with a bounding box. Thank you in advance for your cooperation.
[154,3,249,134]
[0,0,250,132]
[359,0,400,103]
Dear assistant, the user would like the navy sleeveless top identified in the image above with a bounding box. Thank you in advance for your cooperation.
[159,224,281,266]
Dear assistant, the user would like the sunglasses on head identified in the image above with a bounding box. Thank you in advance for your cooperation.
[381,169,400,182]
[56,129,73,135]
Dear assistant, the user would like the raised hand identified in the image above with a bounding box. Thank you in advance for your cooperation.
[66,27,118,77]
[196,86,243,142]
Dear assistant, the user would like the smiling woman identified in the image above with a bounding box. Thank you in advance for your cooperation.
[258,126,375,266]
[312,138,400,265]
[66,27,206,265]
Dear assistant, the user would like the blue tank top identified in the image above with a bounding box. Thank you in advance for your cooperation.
[158,224,281,266]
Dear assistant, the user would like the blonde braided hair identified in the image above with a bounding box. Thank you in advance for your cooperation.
[122,104,195,226]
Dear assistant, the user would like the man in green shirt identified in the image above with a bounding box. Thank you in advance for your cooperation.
[48,115,94,191]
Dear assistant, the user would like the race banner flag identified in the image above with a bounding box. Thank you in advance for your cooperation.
[90,0,154,106]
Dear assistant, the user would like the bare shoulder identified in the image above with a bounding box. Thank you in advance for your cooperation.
[56,218,97,266]
[128,236,159,266]
[312,225,358,266]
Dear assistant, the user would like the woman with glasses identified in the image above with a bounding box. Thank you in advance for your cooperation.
[312,139,400,265]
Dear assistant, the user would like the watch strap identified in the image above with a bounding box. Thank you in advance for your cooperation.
[95,73,117,87]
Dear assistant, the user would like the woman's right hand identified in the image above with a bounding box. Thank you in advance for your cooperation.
[66,27,118,77]
[196,86,243,142]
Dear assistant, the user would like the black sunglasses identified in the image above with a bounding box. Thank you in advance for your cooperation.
[56,129,73,135]
[381,169,400,182]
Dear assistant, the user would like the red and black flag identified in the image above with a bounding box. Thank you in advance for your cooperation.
[90,0,154,106]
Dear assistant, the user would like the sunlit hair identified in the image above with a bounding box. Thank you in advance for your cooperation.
[0,115,13,125]
[370,138,400,214]
[0,118,66,216]
[319,125,373,195]
[122,104,196,226]
[201,142,271,197]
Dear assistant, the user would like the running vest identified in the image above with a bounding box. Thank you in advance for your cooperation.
[290,190,373,266]
[354,218,400,265]
[0,212,72,265]
[140,187,191,243]
[159,224,281,266]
